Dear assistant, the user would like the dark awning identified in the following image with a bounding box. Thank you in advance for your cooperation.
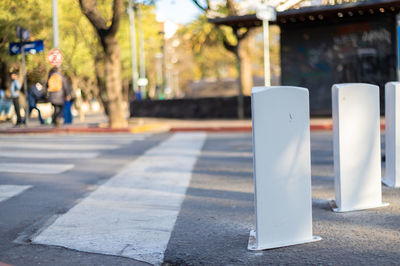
[209,0,400,27]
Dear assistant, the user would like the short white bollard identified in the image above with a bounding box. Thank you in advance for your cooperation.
[332,83,388,212]
[248,86,321,251]
[384,82,400,187]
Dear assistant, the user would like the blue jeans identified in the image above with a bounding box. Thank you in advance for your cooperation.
[24,105,44,124]
[63,100,73,124]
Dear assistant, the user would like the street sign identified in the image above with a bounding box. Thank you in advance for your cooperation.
[9,40,44,55]
[16,26,29,40]
[47,48,63,67]
[138,78,148,86]
[256,5,277,21]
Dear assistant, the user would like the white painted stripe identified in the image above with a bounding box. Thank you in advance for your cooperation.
[0,163,74,174]
[0,151,99,159]
[33,133,206,265]
[0,143,120,150]
[0,139,135,145]
[0,185,32,203]
[0,134,147,142]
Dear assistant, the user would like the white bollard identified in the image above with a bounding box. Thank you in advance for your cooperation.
[248,86,321,251]
[384,82,400,187]
[332,83,388,212]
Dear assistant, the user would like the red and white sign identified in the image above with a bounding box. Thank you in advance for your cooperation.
[47,48,63,67]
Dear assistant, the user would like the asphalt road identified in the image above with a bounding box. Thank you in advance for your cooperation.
[0,131,399,265]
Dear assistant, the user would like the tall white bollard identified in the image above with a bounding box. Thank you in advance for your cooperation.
[248,86,321,251]
[332,83,388,212]
[384,82,400,187]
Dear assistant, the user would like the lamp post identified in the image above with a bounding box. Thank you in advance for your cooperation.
[137,6,148,98]
[256,3,276,87]
[127,0,139,96]
[16,26,29,125]
[52,0,59,48]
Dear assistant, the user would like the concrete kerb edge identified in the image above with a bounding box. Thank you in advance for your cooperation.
[1,121,384,134]
[0,123,170,134]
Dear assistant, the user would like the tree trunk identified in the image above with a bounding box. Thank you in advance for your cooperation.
[79,0,126,128]
[239,34,254,96]
[235,46,244,120]
[0,61,10,92]
[94,53,107,113]
[104,37,127,128]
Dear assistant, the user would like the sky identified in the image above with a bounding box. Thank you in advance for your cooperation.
[155,0,201,24]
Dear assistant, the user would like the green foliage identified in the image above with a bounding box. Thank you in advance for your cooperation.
[0,0,164,99]
[118,4,163,85]
[178,15,236,80]
[0,0,52,84]
[58,0,98,91]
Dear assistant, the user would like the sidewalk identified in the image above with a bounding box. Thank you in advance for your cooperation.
[0,114,381,134]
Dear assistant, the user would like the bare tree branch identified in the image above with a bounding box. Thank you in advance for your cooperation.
[226,0,237,16]
[222,36,236,54]
[108,0,123,36]
[79,0,108,31]
[192,0,209,12]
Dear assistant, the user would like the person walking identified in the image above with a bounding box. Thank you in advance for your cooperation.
[23,82,45,124]
[63,76,74,124]
[46,67,71,126]
[10,73,22,126]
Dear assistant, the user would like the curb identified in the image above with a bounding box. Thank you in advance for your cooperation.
[169,123,385,132]
[0,122,386,134]
[0,123,171,135]
[0,127,131,134]
[169,126,252,132]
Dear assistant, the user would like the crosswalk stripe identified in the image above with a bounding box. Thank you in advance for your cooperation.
[0,143,120,150]
[33,132,206,265]
[0,185,32,203]
[0,151,99,159]
[0,163,74,174]
[0,134,147,144]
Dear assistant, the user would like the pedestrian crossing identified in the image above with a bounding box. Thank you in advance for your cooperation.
[0,150,100,159]
[0,132,207,265]
[0,142,121,150]
[0,185,32,203]
[32,133,206,265]
[0,134,143,204]
[0,163,74,174]
[0,133,141,163]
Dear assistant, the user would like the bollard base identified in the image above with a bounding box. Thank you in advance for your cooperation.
[332,201,389,213]
[247,230,321,251]
[382,178,399,188]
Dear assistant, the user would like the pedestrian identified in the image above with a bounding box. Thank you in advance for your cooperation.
[23,82,45,124]
[63,77,74,124]
[46,67,71,126]
[0,89,6,117]
[10,73,22,126]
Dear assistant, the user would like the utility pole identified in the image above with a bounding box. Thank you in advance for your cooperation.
[52,0,59,48]
[256,2,276,87]
[127,0,139,96]
[137,6,147,98]
[262,19,271,86]
[16,27,29,125]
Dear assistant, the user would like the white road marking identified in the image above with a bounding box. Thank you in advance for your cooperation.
[0,185,32,203]
[33,133,206,265]
[0,163,74,174]
[0,134,147,143]
[0,143,120,150]
[0,151,99,159]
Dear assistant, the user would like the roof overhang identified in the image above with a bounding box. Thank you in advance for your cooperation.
[209,0,400,28]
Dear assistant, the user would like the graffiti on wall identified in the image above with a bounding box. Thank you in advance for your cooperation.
[281,18,396,115]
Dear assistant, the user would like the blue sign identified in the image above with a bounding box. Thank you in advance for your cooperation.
[9,40,44,55]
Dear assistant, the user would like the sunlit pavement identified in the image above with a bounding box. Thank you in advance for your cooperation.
[0,131,399,265]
